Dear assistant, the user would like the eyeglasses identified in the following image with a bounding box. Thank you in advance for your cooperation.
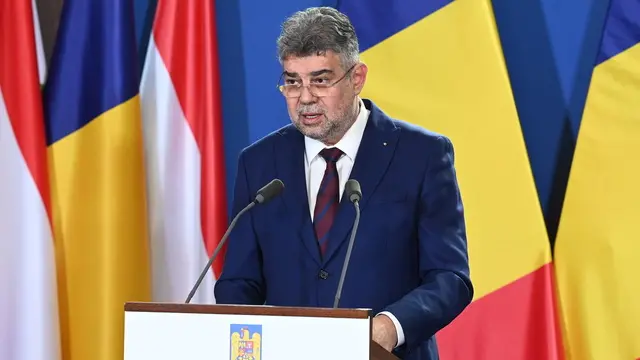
[277,64,356,98]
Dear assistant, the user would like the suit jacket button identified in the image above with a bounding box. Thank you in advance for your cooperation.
[318,269,329,280]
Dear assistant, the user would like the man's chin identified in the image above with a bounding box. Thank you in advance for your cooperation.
[302,130,326,141]
[296,126,327,141]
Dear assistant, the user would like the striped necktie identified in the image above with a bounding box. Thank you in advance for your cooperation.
[313,147,344,255]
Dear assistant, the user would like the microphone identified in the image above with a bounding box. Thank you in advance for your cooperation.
[254,178,285,204]
[185,178,285,303]
[333,179,362,308]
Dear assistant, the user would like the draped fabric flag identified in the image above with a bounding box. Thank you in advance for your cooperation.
[140,0,228,303]
[43,0,151,359]
[554,1,640,359]
[0,1,61,359]
[336,0,563,358]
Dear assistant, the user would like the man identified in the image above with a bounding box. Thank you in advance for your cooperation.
[214,7,473,359]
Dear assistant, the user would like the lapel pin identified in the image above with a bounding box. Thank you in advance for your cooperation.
[383,142,387,146]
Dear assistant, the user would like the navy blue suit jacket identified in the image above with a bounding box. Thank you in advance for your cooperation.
[214,99,473,359]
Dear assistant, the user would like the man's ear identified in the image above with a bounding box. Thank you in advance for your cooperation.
[351,62,368,95]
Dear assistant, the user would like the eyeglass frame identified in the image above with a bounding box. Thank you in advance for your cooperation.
[277,63,357,98]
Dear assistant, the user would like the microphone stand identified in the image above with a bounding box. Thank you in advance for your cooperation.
[185,200,257,303]
[333,197,360,308]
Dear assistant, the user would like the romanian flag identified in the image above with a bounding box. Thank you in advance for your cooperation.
[336,0,563,358]
[140,0,228,303]
[0,1,61,359]
[43,0,151,359]
[554,1,640,359]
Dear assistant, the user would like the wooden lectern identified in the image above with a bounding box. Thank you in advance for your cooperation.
[124,302,399,360]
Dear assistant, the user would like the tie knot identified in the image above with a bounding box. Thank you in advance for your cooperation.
[319,147,344,163]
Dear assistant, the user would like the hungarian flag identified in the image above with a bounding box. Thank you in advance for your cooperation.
[337,0,564,358]
[0,0,61,359]
[140,0,228,303]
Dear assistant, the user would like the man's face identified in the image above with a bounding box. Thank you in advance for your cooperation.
[281,51,366,144]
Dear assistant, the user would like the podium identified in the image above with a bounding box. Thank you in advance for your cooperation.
[123,302,399,359]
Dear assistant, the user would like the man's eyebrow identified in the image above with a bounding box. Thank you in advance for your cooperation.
[310,69,333,76]
[283,69,334,77]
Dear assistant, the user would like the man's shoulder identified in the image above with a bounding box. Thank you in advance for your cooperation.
[238,123,301,161]
[394,118,450,143]
[383,115,454,154]
[366,98,453,149]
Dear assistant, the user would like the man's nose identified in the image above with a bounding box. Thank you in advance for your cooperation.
[299,85,316,104]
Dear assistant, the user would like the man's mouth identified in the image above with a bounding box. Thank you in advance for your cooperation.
[300,113,323,124]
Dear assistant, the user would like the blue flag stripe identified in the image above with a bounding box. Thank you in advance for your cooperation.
[337,0,454,52]
[596,0,640,65]
[43,0,139,145]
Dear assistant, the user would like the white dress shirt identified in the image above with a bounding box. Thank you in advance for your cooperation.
[303,98,406,348]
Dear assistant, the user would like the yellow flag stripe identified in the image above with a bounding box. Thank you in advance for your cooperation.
[49,96,151,360]
[555,43,640,360]
[359,0,551,300]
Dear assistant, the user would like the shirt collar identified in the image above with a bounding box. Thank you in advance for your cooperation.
[304,98,370,164]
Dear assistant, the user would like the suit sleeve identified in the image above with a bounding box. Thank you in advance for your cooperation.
[213,150,266,305]
[383,135,474,350]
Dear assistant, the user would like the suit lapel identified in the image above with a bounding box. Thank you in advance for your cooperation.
[322,102,400,264]
[274,126,322,266]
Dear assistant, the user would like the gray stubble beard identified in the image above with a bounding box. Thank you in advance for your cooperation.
[293,98,359,145]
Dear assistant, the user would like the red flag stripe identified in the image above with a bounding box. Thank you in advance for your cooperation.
[151,0,228,277]
[437,264,565,360]
[0,1,51,219]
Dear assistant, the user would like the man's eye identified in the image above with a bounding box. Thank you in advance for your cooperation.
[312,78,330,84]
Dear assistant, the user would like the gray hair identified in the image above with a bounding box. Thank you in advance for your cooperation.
[276,7,360,70]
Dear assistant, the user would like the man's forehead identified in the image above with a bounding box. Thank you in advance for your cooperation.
[282,53,341,75]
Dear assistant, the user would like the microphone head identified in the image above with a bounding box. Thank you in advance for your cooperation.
[254,179,285,204]
[345,179,362,203]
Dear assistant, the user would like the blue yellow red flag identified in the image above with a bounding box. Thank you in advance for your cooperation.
[337,0,564,358]
[43,0,151,359]
[554,0,640,359]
